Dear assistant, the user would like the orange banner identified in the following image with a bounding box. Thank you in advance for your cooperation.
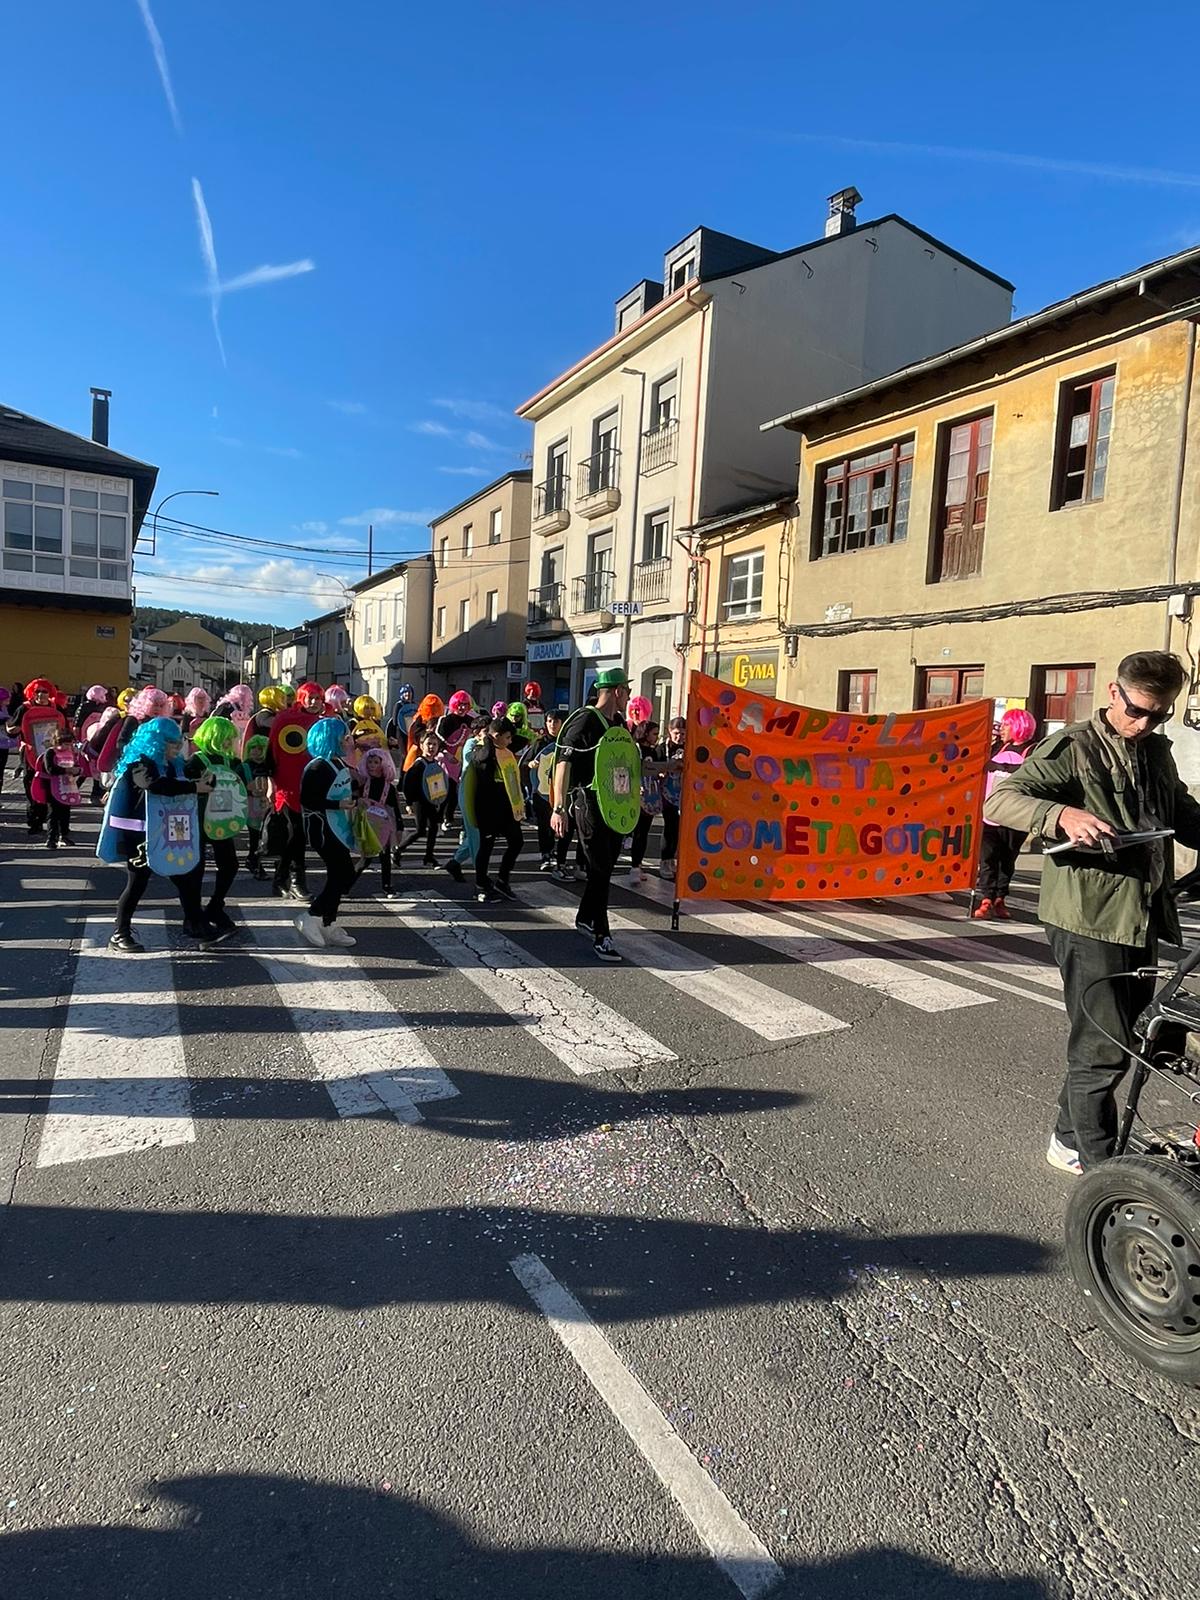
[676,673,992,901]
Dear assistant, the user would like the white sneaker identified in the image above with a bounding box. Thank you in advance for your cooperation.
[324,924,356,947]
[627,867,646,884]
[659,859,676,879]
[1046,1134,1082,1175]
[294,912,326,947]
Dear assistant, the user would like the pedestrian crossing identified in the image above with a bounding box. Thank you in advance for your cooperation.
[7,851,1073,1180]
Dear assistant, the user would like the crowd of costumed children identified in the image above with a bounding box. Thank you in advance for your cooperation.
[4,675,689,952]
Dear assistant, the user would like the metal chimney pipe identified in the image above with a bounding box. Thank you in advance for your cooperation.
[90,387,112,446]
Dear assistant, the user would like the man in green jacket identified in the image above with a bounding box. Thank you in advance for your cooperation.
[987,651,1200,1174]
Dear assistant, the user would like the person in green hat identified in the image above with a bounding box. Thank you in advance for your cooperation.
[551,667,638,961]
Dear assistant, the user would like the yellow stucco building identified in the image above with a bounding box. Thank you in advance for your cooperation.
[760,243,1200,779]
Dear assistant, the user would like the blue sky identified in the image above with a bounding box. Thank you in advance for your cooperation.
[8,3,1199,626]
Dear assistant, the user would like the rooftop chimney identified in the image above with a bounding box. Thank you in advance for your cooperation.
[824,187,863,239]
[90,387,112,447]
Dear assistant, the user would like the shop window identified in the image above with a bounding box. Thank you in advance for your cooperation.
[917,666,984,709]
[838,670,877,715]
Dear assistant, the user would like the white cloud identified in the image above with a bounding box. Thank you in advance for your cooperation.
[296,520,329,535]
[138,557,355,605]
[191,177,226,366]
[327,399,368,416]
[218,260,316,294]
[134,0,183,135]
[338,507,435,528]
[411,419,454,437]
[433,398,512,423]
[464,430,503,451]
[437,466,491,478]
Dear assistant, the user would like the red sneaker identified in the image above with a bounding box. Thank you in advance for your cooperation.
[993,897,1011,920]
[972,898,994,920]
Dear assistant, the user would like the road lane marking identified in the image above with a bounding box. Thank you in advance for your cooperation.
[36,914,194,1168]
[782,902,1062,991]
[379,891,676,1075]
[246,906,456,1124]
[518,882,846,1041]
[511,1253,782,1599]
[626,876,993,1013]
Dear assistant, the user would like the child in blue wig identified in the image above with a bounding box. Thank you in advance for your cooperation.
[100,717,226,953]
[296,716,359,947]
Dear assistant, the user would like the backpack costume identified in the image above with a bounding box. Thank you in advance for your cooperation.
[585,714,642,834]
[192,716,249,840]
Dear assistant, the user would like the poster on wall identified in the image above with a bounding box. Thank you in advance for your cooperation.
[676,672,992,903]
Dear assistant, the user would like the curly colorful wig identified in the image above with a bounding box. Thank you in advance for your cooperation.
[85,683,109,705]
[307,717,349,761]
[192,716,239,759]
[128,687,169,723]
[417,693,445,723]
[361,747,397,783]
[184,687,212,719]
[999,707,1037,744]
[117,716,185,777]
[224,683,254,717]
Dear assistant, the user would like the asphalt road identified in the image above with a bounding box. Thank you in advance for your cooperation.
[1,780,1197,1600]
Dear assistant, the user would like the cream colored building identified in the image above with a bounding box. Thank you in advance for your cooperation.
[516,191,1012,718]
[766,242,1200,781]
[428,471,532,709]
[348,555,435,712]
[685,496,793,700]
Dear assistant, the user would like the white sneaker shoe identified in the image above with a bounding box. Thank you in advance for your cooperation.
[1046,1134,1082,1175]
[294,912,326,947]
[324,924,356,947]
[627,867,646,884]
[659,859,676,880]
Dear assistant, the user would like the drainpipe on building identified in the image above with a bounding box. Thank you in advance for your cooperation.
[1165,319,1198,653]
[619,367,647,679]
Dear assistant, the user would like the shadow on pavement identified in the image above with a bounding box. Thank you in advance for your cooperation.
[0,1200,1052,1315]
[0,1472,1054,1599]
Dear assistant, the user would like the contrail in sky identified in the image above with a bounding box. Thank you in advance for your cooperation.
[779,132,1200,190]
[134,0,183,135]
[219,260,316,293]
[191,177,226,367]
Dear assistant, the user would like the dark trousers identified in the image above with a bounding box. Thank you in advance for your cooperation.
[115,857,205,935]
[572,790,622,939]
[476,815,523,890]
[24,766,46,832]
[532,793,554,858]
[977,824,1025,898]
[0,750,8,789]
[310,834,358,925]
[630,810,654,868]
[399,800,441,864]
[661,801,680,862]
[378,844,395,892]
[273,807,307,890]
[206,836,239,915]
[47,800,74,843]
[1047,924,1156,1168]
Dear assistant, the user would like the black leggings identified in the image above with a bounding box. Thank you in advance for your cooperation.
[115,858,205,935]
[661,801,680,861]
[274,807,307,888]
[206,836,240,913]
[310,832,358,925]
[47,800,74,842]
[976,825,1026,898]
[24,765,46,831]
[572,790,622,939]
[630,810,655,868]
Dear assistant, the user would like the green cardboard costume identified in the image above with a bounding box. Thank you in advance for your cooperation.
[191,717,249,841]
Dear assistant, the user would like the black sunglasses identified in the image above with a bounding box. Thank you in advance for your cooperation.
[1116,681,1173,727]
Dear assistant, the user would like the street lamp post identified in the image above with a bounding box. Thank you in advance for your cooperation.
[148,488,219,556]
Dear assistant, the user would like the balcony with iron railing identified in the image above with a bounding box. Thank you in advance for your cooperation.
[633,555,672,605]
[575,448,621,518]
[528,581,565,630]
[532,475,570,534]
[571,568,616,616]
[641,418,679,474]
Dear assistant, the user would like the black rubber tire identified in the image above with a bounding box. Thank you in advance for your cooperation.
[1065,1155,1200,1386]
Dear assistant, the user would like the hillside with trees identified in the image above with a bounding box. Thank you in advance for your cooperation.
[133,605,276,644]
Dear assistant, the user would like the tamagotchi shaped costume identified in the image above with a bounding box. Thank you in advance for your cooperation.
[191,716,249,840]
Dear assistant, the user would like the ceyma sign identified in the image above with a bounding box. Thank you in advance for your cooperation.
[714,649,779,690]
[527,638,573,664]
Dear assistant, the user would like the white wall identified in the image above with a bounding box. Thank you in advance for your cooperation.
[698,220,1013,519]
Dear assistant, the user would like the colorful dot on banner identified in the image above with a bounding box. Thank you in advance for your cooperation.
[688,871,706,892]
[899,784,911,796]
[754,878,764,888]
[876,868,887,881]
[928,753,939,764]
[713,779,724,790]
[944,743,960,759]
[830,794,840,806]
[718,689,736,705]
[714,866,725,879]
[751,791,761,803]
[810,797,820,808]
[749,854,759,865]
[700,857,709,867]
[790,800,800,811]
[697,707,717,729]
[695,745,710,762]
[857,868,868,879]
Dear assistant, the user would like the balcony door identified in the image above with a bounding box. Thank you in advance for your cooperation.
[933,415,991,581]
[591,410,618,492]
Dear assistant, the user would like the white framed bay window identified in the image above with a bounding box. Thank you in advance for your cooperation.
[2,461,131,596]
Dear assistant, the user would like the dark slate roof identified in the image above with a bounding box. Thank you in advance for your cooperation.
[0,406,159,533]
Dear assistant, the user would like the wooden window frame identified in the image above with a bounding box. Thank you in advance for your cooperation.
[928,411,993,584]
[1050,369,1115,510]
[837,669,877,715]
[916,665,985,710]
[813,437,915,559]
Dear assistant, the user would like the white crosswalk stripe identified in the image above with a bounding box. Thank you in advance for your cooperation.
[379,890,677,1075]
[36,913,194,1168]
[517,882,847,1041]
[625,875,994,1013]
[245,905,458,1124]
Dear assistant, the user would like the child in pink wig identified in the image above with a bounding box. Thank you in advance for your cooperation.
[181,687,211,743]
[114,687,169,758]
[974,706,1038,919]
[359,746,406,897]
